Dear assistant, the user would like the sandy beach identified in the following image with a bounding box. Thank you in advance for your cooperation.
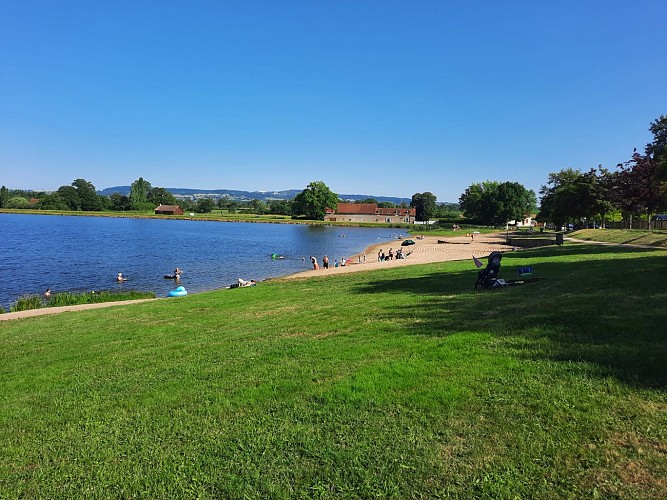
[0,232,511,321]
[281,231,511,280]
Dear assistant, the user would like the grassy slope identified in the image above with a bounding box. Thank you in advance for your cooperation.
[571,228,667,248]
[1,244,665,498]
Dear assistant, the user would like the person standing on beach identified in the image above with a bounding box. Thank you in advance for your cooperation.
[322,255,329,269]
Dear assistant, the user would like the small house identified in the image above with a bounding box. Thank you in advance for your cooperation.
[154,204,184,215]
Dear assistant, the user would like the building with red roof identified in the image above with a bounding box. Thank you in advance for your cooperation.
[325,203,415,223]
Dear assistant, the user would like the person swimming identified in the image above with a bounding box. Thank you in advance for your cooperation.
[117,272,126,282]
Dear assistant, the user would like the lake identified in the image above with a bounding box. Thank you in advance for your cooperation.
[0,214,403,308]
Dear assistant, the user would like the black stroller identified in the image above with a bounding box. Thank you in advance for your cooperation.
[475,251,503,290]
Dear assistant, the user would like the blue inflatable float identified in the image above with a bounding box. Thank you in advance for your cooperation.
[168,285,188,297]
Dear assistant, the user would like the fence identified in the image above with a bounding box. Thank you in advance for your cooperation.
[605,220,667,230]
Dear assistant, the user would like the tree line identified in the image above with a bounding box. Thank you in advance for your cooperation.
[538,116,666,229]
[0,178,456,221]
[456,115,666,229]
[2,115,664,225]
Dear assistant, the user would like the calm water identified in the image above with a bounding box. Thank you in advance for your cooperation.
[0,214,402,308]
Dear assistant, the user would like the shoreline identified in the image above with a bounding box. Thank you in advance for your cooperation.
[1,232,511,321]
[277,232,512,280]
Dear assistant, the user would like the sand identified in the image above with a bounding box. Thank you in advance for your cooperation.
[280,232,511,280]
[0,232,511,321]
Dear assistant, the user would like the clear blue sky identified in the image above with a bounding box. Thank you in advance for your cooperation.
[1,1,665,202]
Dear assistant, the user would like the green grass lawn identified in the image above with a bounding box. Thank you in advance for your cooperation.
[570,228,667,248]
[1,244,665,498]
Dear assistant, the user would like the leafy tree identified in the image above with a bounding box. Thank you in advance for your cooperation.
[196,198,215,213]
[491,182,536,226]
[461,181,534,225]
[268,199,292,215]
[36,193,69,211]
[292,181,338,220]
[459,181,499,223]
[0,186,8,208]
[612,116,667,228]
[647,115,667,183]
[538,169,581,227]
[129,177,153,211]
[250,199,268,214]
[57,185,80,210]
[109,193,131,211]
[411,192,437,222]
[617,152,664,228]
[148,187,177,207]
[218,199,240,213]
[72,178,102,211]
[6,196,30,209]
[377,202,397,208]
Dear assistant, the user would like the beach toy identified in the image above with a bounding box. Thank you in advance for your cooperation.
[168,286,188,297]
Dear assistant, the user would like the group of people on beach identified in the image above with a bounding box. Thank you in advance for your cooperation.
[310,253,362,270]
[377,248,405,261]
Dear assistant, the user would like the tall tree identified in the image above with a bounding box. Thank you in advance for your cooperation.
[196,198,215,213]
[617,152,664,228]
[292,181,338,220]
[0,186,8,208]
[411,192,437,222]
[538,169,583,227]
[491,182,536,226]
[148,187,177,207]
[109,193,131,211]
[57,185,81,210]
[268,199,292,216]
[36,193,69,211]
[461,181,534,226]
[72,178,102,211]
[459,181,499,223]
[129,177,153,211]
[647,115,667,183]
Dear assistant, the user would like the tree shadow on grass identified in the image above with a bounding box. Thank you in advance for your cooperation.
[352,246,667,389]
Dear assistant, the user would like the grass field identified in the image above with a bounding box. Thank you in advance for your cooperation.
[570,228,667,248]
[1,243,665,498]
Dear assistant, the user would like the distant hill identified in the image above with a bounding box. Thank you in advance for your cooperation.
[97,186,415,205]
